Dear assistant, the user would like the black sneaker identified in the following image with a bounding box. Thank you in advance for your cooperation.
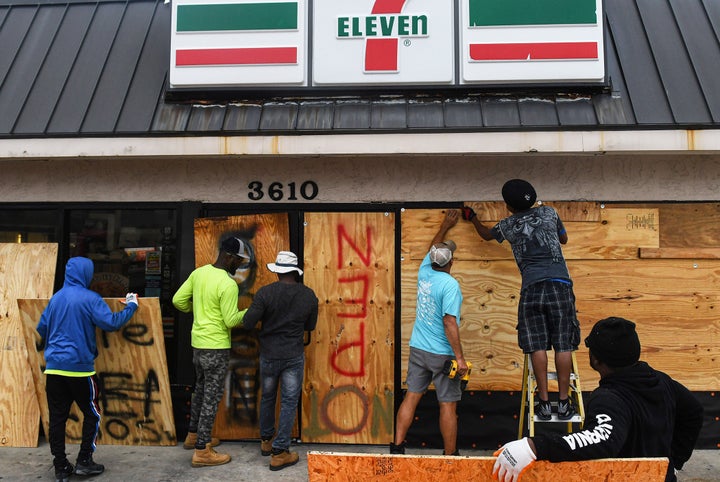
[54,460,74,482]
[558,398,577,421]
[389,442,406,454]
[74,456,104,476]
[535,399,552,421]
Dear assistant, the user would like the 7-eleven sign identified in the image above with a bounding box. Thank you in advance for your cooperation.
[313,0,454,85]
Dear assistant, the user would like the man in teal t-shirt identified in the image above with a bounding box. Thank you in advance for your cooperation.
[391,210,468,457]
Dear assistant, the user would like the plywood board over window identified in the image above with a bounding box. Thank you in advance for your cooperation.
[19,298,176,446]
[0,243,57,448]
[401,204,719,393]
[193,214,291,441]
[302,212,396,444]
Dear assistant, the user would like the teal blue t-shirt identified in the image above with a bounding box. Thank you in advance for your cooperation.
[409,253,462,355]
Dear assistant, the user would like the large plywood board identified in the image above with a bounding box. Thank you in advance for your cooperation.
[0,243,57,448]
[18,298,177,446]
[193,214,291,440]
[302,212,395,444]
[401,208,720,393]
[307,452,668,482]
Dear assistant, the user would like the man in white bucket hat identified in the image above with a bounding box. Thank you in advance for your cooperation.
[242,251,318,471]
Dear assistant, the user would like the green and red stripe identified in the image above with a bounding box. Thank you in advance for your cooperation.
[468,0,597,27]
[176,47,297,66]
[470,42,598,61]
[176,2,298,31]
[175,2,299,67]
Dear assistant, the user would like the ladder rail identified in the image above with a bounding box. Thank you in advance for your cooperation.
[517,351,584,439]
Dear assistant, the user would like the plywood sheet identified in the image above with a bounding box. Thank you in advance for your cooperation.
[0,243,57,448]
[193,214,291,440]
[302,212,395,444]
[18,298,176,445]
[307,452,668,482]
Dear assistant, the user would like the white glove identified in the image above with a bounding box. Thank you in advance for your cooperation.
[492,438,537,482]
[124,293,138,306]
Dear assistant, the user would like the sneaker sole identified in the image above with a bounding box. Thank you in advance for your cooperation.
[74,469,104,476]
[269,459,299,471]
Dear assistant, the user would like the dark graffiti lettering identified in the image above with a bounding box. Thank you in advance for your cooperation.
[122,323,154,346]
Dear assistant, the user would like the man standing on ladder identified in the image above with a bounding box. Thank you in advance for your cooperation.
[463,179,580,421]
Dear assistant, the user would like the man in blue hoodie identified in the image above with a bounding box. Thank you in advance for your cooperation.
[37,257,138,482]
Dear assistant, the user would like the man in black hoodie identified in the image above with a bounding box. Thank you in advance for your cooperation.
[493,317,703,482]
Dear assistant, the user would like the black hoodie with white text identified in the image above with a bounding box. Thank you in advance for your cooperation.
[532,361,703,482]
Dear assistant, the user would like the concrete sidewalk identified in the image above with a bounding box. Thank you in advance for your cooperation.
[0,441,716,481]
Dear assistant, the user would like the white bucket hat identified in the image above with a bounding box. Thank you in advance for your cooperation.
[267,251,303,275]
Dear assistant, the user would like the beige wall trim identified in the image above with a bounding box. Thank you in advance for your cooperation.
[3,129,720,159]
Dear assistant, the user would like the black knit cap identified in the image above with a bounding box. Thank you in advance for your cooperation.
[501,179,537,211]
[584,317,641,368]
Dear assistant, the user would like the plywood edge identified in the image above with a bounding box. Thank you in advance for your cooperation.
[307,452,668,482]
[640,247,720,259]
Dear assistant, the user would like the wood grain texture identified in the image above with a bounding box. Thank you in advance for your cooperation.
[0,243,57,448]
[401,208,720,393]
[302,212,395,444]
[18,298,177,446]
[307,452,668,482]
[193,214,291,440]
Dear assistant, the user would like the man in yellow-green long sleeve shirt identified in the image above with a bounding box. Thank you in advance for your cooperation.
[173,236,250,468]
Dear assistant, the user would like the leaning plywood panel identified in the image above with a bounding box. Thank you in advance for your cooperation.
[307,452,668,482]
[302,212,395,444]
[0,243,57,448]
[193,214,290,441]
[18,298,176,445]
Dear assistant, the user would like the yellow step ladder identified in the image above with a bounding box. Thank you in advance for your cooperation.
[517,351,585,438]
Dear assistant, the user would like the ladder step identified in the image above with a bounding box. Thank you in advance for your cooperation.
[533,414,583,423]
[529,372,578,381]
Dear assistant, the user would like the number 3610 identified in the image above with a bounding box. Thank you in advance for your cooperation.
[247,181,319,201]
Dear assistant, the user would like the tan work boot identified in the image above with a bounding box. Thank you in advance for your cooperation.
[269,450,299,471]
[183,432,221,450]
[191,444,231,467]
[260,438,273,456]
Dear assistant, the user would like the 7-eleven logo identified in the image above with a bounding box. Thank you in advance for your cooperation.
[367,0,407,72]
[335,0,428,73]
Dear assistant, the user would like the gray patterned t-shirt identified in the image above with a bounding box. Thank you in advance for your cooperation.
[490,205,571,290]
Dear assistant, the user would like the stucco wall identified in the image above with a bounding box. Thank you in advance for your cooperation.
[3,153,719,203]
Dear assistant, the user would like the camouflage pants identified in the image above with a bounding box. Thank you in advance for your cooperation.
[188,348,229,448]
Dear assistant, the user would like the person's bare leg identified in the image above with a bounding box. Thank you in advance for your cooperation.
[555,351,573,399]
[438,401,458,455]
[530,351,549,401]
[394,391,423,445]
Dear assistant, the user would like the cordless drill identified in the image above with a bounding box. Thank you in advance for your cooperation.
[442,359,472,390]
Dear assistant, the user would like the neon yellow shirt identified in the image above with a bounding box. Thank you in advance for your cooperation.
[172,264,247,349]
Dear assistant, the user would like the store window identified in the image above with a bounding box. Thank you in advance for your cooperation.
[0,209,58,243]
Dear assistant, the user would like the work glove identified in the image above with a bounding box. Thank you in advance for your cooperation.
[492,438,536,482]
[461,206,476,221]
[124,293,139,306]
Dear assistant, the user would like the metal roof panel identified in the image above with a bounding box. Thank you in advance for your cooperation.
[46,2,124,135]
[333,101,371,129]
[481,97,520,128]
[371,100,408,130]
[259,102,298,131]
[671,0,720,122]
[605,0,674,124]
[407,100,444,128]
[637,0,711,124]
[296,102,334,131]
[556,96,598,126]
[445,99,482,128]
[0,5,63,134]
[81,1,156,134]
[116,1,170,134]
[518,97,559,127]
[13,4,95,135]
[224,104,261,131]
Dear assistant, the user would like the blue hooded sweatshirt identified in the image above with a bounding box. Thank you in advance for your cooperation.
[36,257,138,373]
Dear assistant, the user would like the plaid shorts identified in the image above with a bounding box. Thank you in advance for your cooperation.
[517,280,580,353]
